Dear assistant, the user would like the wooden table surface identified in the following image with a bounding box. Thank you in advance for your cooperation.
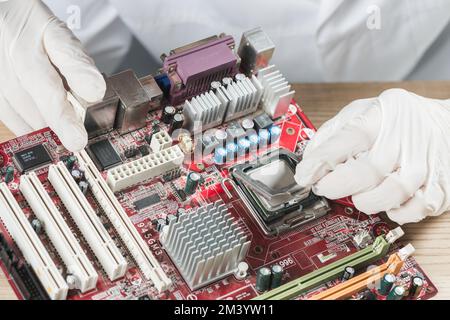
[0,81,449,300]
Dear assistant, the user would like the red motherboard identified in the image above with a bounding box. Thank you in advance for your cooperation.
[0,101,437,300]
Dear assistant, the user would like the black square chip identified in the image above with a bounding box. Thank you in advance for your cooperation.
[14,144,52,172]
[89,139,122,171]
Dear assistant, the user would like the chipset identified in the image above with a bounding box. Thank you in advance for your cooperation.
[13,144,52,173]
[88,139,122,171]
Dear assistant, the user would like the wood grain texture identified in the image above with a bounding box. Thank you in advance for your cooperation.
[0,81,449,300]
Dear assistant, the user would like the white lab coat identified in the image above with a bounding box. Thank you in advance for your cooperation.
[44,0,450,82]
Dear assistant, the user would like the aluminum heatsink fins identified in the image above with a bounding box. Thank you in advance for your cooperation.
[160,201,251,290]
[257,65,295,119]
[183,74,263,132]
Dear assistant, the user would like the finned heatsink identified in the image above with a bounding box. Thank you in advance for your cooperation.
[183,74,263,132]
[257,65,295,119]
[160,201,251,290]
[0,183,68,300]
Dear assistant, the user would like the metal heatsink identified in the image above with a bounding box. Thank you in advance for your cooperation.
[161,201,251,290]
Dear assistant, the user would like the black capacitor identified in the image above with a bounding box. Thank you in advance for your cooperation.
[170,113,184,133]
[71,169,83,182]
[270,265,284,289]
[363,290,377,300]
[176,208,186,219]
[162,106,176,124]
[409,276,424,298]
[256,267,272,292]
[185,172,201,195]
[342,266,355,281]
[156,218,167,232]
[379,273,396,295]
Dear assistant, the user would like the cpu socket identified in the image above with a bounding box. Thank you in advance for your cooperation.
[230,149,330,235]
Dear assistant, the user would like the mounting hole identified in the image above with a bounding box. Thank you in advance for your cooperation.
[271,251,280,259]
[254,245,263,255]
[286,128,295,136]
[344,207,354,215]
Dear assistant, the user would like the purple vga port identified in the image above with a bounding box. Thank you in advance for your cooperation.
[162,35,239,105]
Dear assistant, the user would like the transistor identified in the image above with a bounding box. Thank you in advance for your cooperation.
[253,113,274,131]
[124,147,138,158]
[138,145,150,156]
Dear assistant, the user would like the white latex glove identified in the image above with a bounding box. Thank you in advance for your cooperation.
[0,0,105,151]
[295,89,450,225]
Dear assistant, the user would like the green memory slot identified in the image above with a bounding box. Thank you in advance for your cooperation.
[254,234,391,300]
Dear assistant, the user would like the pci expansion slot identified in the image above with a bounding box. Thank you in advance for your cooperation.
[48,162,128,281]
[0,183,68,300]
[254,227,405,300]
[77,150,172,292]
[20,172,98,293]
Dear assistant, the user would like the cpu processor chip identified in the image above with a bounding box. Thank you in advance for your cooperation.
[231,149,330,235]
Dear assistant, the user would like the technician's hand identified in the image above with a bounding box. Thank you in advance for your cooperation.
[0,0,105,151]
[295,89,450,225]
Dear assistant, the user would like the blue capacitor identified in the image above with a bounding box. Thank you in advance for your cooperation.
[258,129,270,146]
[248,133,259,147]
[269,125,282,143]
[237,138,250,156]
[214,147,227,164]
[226,143,238,161]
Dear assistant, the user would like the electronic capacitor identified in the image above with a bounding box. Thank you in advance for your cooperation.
[170,113,184,133]
[256,267,272,292]
[4,166,14,183]
[215,129,228,146]
[270,265,284,289]
[226,142,237,161]
[269,125,282,143]
[162,106,176,124]
[258,129,270,146]
[241,118,255,131]
[78,181,89,195]
[214,147,227,165]
[342,266,355,281]
[71,169,83,183]
[237,138,250,157]
[409,276,424,298]
[379,273,396,295]
[387,286,405,300]
[185,172,201,195]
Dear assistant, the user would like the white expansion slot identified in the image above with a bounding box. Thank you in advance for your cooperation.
[106,145,184,192]
[20,173,98,293]
[77,150,172,292]
[0,183,68,300]
[48,162,127,281]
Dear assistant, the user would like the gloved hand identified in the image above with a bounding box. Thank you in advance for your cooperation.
[0,0,105,151]
[295,89,450,225]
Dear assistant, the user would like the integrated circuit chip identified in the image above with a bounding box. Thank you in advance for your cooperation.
[134,194,161,210]
[88,139,122,171]
[13,144,52,172]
